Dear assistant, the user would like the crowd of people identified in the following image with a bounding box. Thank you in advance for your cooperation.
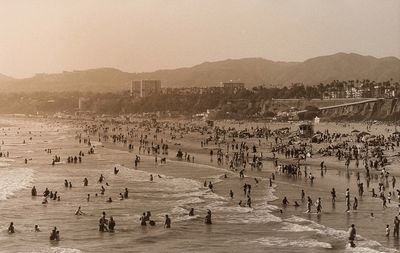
[5,118,400,250]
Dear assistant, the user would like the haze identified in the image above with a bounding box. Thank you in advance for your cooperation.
[0,0,399,78]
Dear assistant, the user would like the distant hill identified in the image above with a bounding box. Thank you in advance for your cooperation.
[0,53,399,92]
[0,73,13,82]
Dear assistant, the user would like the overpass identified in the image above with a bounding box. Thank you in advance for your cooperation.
[293,98,385,115]
[319,98,384,111]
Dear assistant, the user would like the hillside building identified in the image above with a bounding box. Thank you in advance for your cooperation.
[131,80,161,97]
[221,81,245,94]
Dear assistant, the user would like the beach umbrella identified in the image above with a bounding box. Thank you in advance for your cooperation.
[358,131,370,137]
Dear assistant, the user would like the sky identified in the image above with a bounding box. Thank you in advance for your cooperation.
[0,0,399,78]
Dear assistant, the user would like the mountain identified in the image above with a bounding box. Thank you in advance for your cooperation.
[0,73,13,82]
[0,53,399,92]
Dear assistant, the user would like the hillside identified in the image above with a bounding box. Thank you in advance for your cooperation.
[0,53,399,92]
[0,73,13,82]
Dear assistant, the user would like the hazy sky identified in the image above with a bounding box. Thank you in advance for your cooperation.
[0,0,399,78]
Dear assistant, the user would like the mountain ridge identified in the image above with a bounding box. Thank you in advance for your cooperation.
[0,52,399,92]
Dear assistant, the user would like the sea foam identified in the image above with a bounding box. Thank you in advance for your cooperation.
[0,168,34,201]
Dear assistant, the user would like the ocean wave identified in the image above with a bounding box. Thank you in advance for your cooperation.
[0,158,15,162]
[279,222,320,232]
[284,215,398,252]
[252,236,332,249]
[0,168,34,201]
[0,162,10,167]
[29,247,83,253]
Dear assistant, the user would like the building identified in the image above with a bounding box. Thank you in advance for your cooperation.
[131,80,161,97]
[78,97,90,111]
[221,81,245,94]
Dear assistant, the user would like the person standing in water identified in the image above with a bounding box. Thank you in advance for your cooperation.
[394,216,399,237]
[108,216,115,232]
[306,196,312,213]
[8,222,15,234]
[205,209,212,224]
[75,206,84,215]
[164,215,171,228]
[349,224,356,248]
[331,188,336,203]
[316,197,322,214]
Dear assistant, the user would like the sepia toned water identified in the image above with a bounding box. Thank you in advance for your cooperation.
[0,117,398,253]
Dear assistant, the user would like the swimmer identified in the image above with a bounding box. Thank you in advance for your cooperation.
[34,225,40,232]
[50,227,57,240]
[108,216,115,232]
[189,208,194,216]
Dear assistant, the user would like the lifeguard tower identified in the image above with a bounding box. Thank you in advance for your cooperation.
[298,122,314,138]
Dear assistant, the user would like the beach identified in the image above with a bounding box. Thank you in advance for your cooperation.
[0,116,399,253]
